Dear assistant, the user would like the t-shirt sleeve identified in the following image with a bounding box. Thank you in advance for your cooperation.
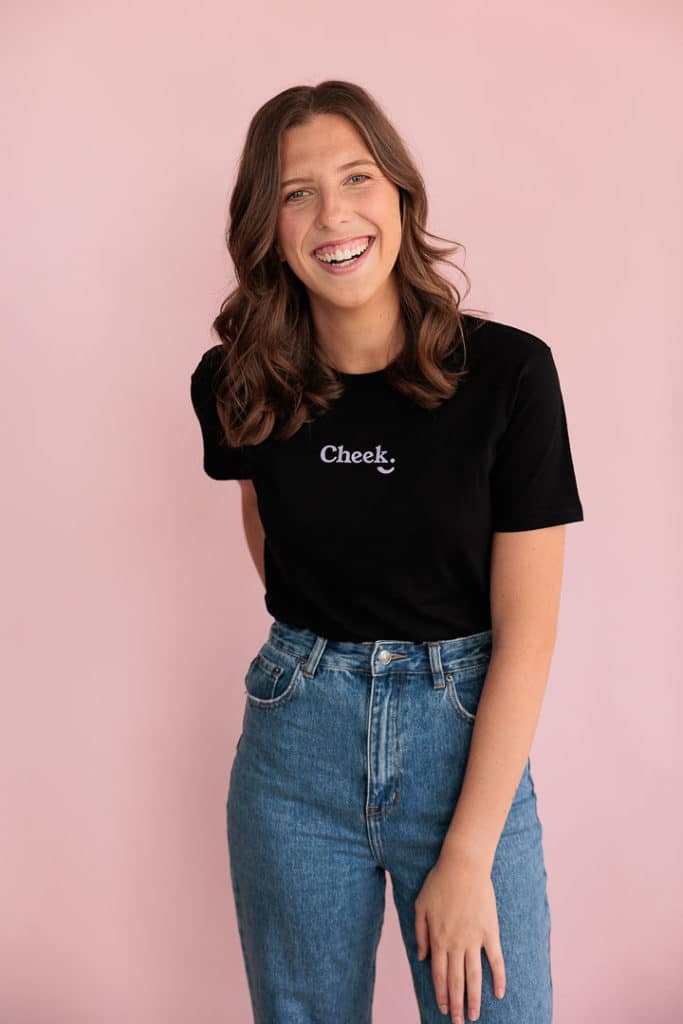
[490,341,584,531]
[190,346,252,481]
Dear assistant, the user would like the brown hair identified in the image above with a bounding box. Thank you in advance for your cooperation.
[211,80,490,448]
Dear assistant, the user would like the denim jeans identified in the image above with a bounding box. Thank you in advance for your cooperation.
[227,618,553,1023]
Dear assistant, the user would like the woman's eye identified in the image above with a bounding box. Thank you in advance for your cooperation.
[284,173,370,203]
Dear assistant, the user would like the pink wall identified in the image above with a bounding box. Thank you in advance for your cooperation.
[2,2,681,1021]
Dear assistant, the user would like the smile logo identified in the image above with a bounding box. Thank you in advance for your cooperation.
[320,443,396,474]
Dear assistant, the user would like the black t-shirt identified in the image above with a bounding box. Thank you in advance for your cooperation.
[190,316,584,642]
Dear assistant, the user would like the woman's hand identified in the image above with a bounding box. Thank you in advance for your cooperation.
[414,850,506,1022]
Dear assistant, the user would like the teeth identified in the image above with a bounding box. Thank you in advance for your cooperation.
[315,238,370,263]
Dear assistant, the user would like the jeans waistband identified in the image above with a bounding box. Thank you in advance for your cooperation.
[267,618,493,679]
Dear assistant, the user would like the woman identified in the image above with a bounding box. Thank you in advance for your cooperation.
[190,80,583,1024]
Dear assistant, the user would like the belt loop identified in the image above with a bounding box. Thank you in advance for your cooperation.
[300,635,328,678]
[427,641,446,690]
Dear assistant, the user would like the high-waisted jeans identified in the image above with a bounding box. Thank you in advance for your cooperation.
[227,618,553,1023]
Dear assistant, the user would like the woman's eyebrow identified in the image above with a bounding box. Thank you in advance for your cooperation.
[280,159,379,190]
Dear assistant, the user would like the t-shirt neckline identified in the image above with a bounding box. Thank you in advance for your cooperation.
[335,364,392,390]
[338,367,386,380]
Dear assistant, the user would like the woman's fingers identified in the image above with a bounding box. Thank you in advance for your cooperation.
[445,947,466,1021]
[419,889,506,1019]
[464,946,482,1021]
[484,931,507,1000]
[430,944,452,1017]
[434,946,495,1022]
[414,906,430,962]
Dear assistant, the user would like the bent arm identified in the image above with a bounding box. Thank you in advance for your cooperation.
[440,524,567,874]
[238,479,266,589]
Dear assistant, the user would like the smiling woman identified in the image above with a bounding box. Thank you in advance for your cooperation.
[189,79,584,1024]
[200,81,489,455]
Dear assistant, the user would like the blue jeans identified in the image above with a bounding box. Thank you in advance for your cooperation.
[227,619,553,1023]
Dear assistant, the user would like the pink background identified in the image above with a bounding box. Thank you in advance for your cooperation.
[3,2,681,1022]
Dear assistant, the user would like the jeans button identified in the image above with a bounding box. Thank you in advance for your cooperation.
[378,649,392,664]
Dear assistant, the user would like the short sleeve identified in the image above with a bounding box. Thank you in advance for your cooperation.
[490,342,584,531]
[190,346,252,481]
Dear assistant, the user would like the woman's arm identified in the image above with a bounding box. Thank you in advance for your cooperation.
[439,524,567,872]
[238,479,266,589]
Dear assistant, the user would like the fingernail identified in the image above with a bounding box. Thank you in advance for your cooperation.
[495,986,505,998]
[438,1005,448,1015]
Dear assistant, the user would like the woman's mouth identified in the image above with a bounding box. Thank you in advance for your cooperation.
[312,236,375,276]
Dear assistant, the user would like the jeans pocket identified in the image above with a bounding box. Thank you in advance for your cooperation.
[244,642,305,709]
[444,655,490,724]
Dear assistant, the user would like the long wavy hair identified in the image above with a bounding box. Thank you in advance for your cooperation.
[211,80,490,448]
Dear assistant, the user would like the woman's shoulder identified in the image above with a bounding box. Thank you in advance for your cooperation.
[462,313,550,354]
[190,345,228,425]
[458,314,552,380]
[191,343,225,381]
[190,344,228,404]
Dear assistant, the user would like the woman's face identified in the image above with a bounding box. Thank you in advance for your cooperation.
[275,113,402,312]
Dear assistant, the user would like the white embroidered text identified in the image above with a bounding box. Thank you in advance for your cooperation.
[320,444,396,475]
